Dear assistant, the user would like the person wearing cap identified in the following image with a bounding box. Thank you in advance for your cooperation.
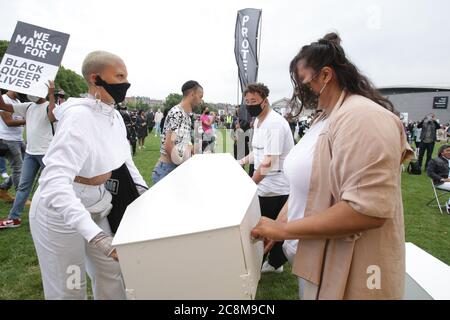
[151,80,203,184]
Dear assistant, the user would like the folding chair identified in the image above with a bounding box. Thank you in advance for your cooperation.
[427,179,450,214]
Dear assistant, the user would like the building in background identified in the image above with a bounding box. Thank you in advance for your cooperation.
[379,86,450,124]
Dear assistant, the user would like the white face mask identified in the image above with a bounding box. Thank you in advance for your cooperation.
[27,95,40,103]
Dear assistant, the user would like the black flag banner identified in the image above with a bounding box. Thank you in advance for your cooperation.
[234,8,262,125]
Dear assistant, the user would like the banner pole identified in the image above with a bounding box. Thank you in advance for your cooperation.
[237,76,240,107]
[257,9,262,69]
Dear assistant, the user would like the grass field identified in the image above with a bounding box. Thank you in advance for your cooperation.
[0,130,449,300]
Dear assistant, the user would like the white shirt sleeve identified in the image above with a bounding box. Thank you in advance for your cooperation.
[39,112,103,242]
[12,103,32,118]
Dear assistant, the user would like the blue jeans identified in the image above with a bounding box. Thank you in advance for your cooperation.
[155,122,161,136]
[152,161,177,185]
[0,140,24,191]
[9,153,44,220]
[0,156,7,174]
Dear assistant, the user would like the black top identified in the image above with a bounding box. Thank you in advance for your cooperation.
[427,156,449,185]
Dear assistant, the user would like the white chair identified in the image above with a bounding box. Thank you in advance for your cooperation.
[427,179,450,214]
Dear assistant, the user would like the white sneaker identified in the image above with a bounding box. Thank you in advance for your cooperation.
[446,201,450,214]
[1,172,9,179]
[261,261,284,273]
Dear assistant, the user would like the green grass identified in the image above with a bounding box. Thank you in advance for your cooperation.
[0,131,449,299]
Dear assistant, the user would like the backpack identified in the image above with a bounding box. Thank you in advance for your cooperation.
[407,159,421,175]
[105,163,146,233]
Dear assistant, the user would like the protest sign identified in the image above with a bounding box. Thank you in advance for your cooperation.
[0,21,69,97]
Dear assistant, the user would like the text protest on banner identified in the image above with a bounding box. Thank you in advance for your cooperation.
[0,21,70,98]
[234,8,261,124]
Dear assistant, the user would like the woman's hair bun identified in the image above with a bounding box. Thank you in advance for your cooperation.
[320,32,341,45]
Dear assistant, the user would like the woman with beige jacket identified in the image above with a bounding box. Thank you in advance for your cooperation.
[251,33,413,300]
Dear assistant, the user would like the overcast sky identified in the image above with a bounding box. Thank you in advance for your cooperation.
[1,0,449,104]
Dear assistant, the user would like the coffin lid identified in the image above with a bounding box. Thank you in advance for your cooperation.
[405,242,450,300]
[113,154,257,246]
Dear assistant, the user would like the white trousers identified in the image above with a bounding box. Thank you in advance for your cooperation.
[29,184,126,300]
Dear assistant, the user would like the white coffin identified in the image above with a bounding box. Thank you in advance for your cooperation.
[112,154,264,300]
[405,242,450,300]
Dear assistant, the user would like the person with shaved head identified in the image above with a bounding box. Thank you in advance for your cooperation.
[29,51,147,300]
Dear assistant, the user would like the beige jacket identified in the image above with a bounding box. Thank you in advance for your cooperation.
[292,92,414,299]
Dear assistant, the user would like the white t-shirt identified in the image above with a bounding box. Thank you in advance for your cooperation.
[38,97,148,241]
[0,94,24,142]
[282,118,328,260]
[155,111,163,123]
[252,109,294,196]
[13,101,53,155]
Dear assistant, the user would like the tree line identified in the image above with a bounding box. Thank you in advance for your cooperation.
[1,40,213,113]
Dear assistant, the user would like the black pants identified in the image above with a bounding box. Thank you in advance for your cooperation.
[418,141,435,170]
[258,195,289,269]
[202,133,215,152]
[130,139,137,156]
[415,140,421,149]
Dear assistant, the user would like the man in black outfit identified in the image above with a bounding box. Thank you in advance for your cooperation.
[418,113,440,170]
[117,104,137,156]
[147,109,155,135]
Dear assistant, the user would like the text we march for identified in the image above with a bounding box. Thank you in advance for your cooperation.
[0,21,69,98]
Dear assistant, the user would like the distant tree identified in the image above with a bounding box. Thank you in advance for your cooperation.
[125,97,150,111]
[54,66,88,98]
[195,102,218,115]
[164,93,182,109]
[149,103,163,112]
[0,40,8,60]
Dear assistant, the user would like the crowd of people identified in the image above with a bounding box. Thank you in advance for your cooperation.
[404,116,450,170]
[0,30,434,300]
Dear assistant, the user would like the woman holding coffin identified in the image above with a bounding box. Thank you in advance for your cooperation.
[29,51,147,299]
[251,33,413,299]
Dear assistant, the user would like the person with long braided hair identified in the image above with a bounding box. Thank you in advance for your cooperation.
[252,32,413,299]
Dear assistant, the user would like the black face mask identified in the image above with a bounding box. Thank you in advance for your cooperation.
[297,85,319,109]
[95,75,130,104]
[205,111,210,115]
[245,102,265,117]
[297,71,328,110]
